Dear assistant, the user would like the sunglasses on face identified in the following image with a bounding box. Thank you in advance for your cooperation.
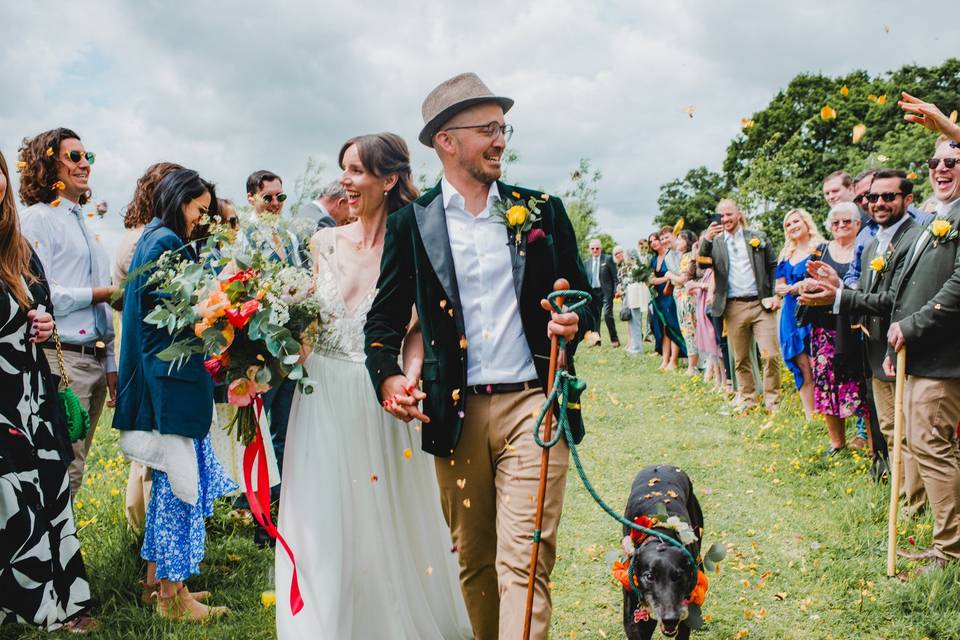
[443,121,514,142]
[865,192,904,203]
[854,193,868,205]
[928,157,959,170]
[62,150,96,165]
[831,218,856,227]
[260,193,287,204]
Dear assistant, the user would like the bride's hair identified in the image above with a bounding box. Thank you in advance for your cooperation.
[338,133,419,213]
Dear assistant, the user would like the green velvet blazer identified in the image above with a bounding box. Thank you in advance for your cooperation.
[364,181,594,456]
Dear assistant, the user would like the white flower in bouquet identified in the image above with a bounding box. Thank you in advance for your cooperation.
[274,266,314,305]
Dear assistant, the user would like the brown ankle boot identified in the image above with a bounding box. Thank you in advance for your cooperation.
[156,585,228,622]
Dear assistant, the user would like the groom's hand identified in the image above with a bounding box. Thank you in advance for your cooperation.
[380,374,430,423]
[541,299,579,342]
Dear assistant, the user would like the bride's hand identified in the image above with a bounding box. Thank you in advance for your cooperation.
[380,374,430,423]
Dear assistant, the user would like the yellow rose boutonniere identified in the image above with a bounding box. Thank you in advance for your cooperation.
[748,237,764,249]
[928,218,959,247]
[494,192,545,249]
[869,255,886,273]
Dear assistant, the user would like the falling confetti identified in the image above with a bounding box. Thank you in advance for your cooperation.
[840,85,849,97]
[370,474,378,483]
[425,566,433,576]
[451,388,461,402]
[647,477,661,487]
[820,105,837,121]
[459,336,469,349]
[950,111,958,123]
[403,448,413,459]
[462,498,471,508]
[740,118,755,129]
[883,24,891,33]
[684,105,696,119]
[852,123,867,144]
[907,171,919,180]
[456,478,466,490]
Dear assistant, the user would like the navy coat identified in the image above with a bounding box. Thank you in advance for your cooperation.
[112,219,214,438]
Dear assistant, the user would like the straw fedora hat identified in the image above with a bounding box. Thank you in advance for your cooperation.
[418,72,514,147]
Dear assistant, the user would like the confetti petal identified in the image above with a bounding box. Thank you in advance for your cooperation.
[425,566,433,576]
[684,105,696,119]
[370,474,379,483]
[740,118,755,129]
[451,388,461,402]
[840,85,850,97]
[950,110,958,123]
[403,448,413,459]
[852,123,867,144]
[456,478,466,490]
[459,336,469,349]
[462,498,471,508]
[820,105,837,121]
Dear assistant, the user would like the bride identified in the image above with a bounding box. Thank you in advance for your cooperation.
[276,132,472,639]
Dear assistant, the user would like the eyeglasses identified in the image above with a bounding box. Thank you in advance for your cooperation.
[864,192,904,203]
[928,157,959,170]
[831,218,857,227]
[853,193,868,205]
[260,193,287,204]
[443,121,514,142]
[62,150,96,165]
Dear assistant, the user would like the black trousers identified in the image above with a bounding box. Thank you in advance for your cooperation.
[592,287,619,343]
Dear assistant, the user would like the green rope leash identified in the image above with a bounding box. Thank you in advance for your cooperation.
[534,290,700,585]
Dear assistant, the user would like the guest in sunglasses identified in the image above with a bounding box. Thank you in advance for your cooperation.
[18,128,117,498]
[237,169,299,546]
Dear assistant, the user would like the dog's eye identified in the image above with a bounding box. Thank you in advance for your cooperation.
[642,571,654,582]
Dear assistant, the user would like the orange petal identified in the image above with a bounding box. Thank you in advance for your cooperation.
[852,123,867,144]
[820,105,837,121]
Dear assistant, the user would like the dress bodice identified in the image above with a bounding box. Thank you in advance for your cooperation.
[310,229,378,362]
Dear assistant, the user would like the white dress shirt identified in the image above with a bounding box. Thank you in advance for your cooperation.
[442,177,538,386]
[874,212,911,256]
[588,256,601,288]
[20,199,116,372]
[723,227,758,297]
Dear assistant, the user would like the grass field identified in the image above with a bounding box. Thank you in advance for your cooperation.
[4,340,959,639]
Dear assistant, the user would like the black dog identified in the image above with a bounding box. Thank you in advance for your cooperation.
[620,465,704,640]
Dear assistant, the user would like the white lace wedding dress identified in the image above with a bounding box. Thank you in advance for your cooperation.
[276,229,472,639]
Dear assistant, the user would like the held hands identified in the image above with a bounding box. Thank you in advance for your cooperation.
[26,309,54,344]
[380,374,430,423]
[540,298,579,342]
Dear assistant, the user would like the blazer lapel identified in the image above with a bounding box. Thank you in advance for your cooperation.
[414,190,465,333]
[498,183,526,299]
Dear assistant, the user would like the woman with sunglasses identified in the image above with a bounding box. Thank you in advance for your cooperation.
[810,202,869,455]
[0,149,97,633]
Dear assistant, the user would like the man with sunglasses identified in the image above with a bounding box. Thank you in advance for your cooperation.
[803,139,960,575]
[365,72,593,639]
[239,169,300,546]
[19,127,117,497]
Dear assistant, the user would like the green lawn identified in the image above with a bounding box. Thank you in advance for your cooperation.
[4,341,959,639]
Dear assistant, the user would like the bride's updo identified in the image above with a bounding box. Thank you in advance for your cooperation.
[337,133,419,214]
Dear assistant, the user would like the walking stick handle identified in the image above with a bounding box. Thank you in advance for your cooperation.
[887,348,907,577]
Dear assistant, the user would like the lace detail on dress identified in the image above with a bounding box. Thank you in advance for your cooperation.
[311,229,377,362]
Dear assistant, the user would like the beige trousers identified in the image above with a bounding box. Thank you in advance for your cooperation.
[872,378,926,517]
[723,299,781,410]
[904,376,960,560]
[45,349,108,496]
[434,388,569,640]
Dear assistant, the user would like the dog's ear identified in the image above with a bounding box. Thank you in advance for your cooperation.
[622,535,636,557]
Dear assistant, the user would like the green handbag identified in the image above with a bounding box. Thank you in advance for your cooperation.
[53,329,90,443]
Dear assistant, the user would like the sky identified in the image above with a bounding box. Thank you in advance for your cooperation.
[2,1,958,261]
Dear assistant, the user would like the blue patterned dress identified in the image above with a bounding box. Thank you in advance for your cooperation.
[141,434,236,581]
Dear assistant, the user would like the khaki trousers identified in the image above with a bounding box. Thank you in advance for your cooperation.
[723,300,781,410]
[435,388,569,640]
[44,349,108,497]
[872,378,926,517]
[904,376,960,560]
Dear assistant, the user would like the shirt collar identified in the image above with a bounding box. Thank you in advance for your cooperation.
[938,198,960,217]
[877,213,909,239]
[723,226,745,242]
[441,176,500,214]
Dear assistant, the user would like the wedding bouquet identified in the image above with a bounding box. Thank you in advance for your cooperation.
[144,240,320,444]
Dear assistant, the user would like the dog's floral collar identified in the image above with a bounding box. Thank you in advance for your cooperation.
[629,514,697,546]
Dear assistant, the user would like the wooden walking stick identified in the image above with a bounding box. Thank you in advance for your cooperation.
[522,279,569,640]
[886,348,907,577]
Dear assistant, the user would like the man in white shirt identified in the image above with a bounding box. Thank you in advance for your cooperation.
[365,72,592,639]
[700,199,781,412]
[18,127,117,496]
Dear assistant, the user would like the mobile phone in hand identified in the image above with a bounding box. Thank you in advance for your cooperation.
[709,213,721,226]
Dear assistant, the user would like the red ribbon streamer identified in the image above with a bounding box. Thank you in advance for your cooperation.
[242,395,304,615]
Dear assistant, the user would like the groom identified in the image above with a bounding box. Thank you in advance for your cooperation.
[364,72,593,639]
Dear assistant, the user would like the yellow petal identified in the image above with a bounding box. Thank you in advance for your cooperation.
[260,591,276,607]
[950,111,958,123]
[403,448,413,459]
[673,218,685,234]
[820,105,837,121]
[459,336,469,349]
[511,191,521,199]
[51,198,61,207]
[451,388,461,402]
[456,478,466,489]
[684,105,696,119]
[839,85,849,97]
[868,94,878,103]
[740,118,755,129]
[45,147,54,157]
[16,161,26,171]
[907,171,918,181]
[462,498,471,508]
[876,95,887,105]
[852,123,867,144]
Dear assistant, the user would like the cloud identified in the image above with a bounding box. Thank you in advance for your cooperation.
[1,0,957,258]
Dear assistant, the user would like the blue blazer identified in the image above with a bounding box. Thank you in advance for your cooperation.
[112,218,214,438]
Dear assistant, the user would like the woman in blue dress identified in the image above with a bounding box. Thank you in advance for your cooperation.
[648,231,686,369]
[774,208,823,421]
[113,169,236,621]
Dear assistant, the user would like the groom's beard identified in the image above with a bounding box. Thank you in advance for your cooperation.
[463,157,502,186]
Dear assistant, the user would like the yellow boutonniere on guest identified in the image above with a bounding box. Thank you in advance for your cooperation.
[869,255,886,273]
[930,219,952,238]
[749,237,761,249]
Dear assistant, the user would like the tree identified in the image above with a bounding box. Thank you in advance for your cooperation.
[563,158,604,255]
[653,166,728,234]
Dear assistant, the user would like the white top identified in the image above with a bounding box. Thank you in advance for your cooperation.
[20,199,116,372]
[442,177,537,386]
[723,227,758,298]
